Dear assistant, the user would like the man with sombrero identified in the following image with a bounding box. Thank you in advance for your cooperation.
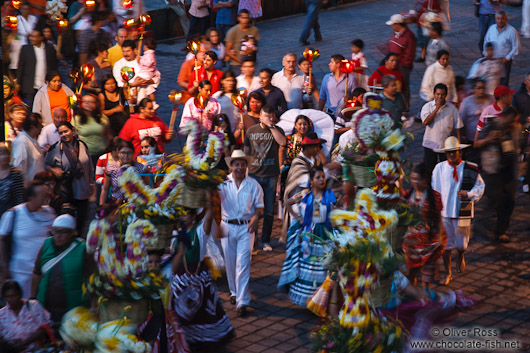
[218,150,264,316]
[431,137,485,285]
[282,132,326,242]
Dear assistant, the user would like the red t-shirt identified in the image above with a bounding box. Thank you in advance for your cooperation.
[119,114,169,156]
[368,65,405,92]
[187,66,223,94]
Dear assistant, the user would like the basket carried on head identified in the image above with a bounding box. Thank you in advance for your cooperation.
[147,223,175,250]
[177,186,206,209]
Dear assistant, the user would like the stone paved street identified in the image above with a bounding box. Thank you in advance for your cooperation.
[151,0,530,351]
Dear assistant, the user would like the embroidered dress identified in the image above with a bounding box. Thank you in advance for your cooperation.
[180,97,222,131]
[0,299,50,343]
[402,189,446,283]
[170,225,234,346]
[278,189,336,306]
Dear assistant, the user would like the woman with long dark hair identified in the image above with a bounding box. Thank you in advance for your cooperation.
[401,162,446,288]
[72,93,111,166]
[212,70,239,131]
[32,72,74,125]
[45,122,94,235]
[98,74,129,136]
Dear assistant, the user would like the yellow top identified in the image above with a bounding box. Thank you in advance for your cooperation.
[108,44,123,67]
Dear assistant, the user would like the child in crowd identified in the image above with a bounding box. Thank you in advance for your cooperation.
[207,27,226,70]
[135,38,159,105]
[137,136,165,173]
[350,39,368,88]
[240,35,257,62]
[468,42,504,96]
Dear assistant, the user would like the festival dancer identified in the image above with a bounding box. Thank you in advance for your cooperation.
[278,165,338,307]
[402,162,446,288]
[170,190,234,349]
[432,137,484,285]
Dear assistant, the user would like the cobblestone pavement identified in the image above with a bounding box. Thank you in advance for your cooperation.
[151,0,530,351]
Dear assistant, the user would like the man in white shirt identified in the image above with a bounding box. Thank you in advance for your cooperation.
[432,137,484,285]
[271,53,306,109]
[38,108,68,151]
[236,60,260,93]
[0,182,56,297]
[483,11,520,85]
[219,150,263,316]
[421,83,463,175]
[11,113,45,186]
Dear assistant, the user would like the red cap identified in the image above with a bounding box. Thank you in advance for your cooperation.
[494,85,515,98]
[300,132,327,146]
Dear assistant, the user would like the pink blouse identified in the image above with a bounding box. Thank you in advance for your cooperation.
[180,96,221,131]
[0,299,50,343]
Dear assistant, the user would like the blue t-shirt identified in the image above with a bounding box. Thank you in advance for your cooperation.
[213,0,237,25]
[479,0,501,15]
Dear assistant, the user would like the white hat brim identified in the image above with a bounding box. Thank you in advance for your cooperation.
[225,156,254,167]
[434,144,470,153]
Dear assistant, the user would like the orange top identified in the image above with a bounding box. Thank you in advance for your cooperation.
[27,0,46,15]
[48,88,71,121]
[177,59,195,86]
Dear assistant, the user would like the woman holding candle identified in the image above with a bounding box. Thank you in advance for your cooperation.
[180,80,221,131]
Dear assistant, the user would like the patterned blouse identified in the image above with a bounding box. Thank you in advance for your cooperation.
[0,299,50,343]
[284,134,304,166]
[180,97,222,131]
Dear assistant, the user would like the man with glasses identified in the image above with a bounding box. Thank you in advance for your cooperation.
[224,9,260,75]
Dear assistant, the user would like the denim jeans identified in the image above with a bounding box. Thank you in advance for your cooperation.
[252,175,278,243]
[299,0,321,42]
[186,15,210,41]
[478,14,495,51]
[216,23,233,42]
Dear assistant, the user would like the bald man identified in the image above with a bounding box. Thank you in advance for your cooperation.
[38,108,68,151]
[108,28,128,67]
[271,53,307,109]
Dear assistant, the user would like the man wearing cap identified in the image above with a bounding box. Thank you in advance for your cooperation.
[31,214,90,322]
[219,150,264,316]
[482,11,520,86]
[244,105,286,252]
[0,182,56,298]
[473,85,514,142]
[282,132,325,242]
[387,13,416,107]
[432,137,485,285]
[421,83,463,175]
[474,106,519,243]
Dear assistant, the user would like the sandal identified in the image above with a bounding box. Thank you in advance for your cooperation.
[440,273,453,286]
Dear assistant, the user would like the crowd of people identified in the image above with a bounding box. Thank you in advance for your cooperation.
[0,0,529,351]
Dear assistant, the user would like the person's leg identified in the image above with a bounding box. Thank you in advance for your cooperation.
[220,222,237,299]
[424,147,438,177]
[73,198,90,237]
[186,16,200,42]
[400,66,411,109]
[441,217,456,285]
[261,176,277,247]
[299,0,319,43]
[522,0,530,37]
[496,178,516,238]
[500,60,512,86]
[235,227,252,310]
[312,4,322,41]
[478,15,488,51]
[199,15,210,35]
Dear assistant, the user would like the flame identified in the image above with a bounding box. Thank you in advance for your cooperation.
[186,41,200,55]
[138,14,151,26]
[168,90,183,104]
[85,0,96,11]
[303,48,320,63]
[81,64,95,81]
[5,16,17,29]
[231,94,245,111]
[340,59,355,74]
[56,18,69,31]
[123,18,137,29]
[12,0,22,10]
[195,95,206,109]
[122,0,133,10]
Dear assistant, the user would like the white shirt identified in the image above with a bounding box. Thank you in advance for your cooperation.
[431,161,485,218]
[419,61,457,103]
[38,123,61,149]
[421,100,463,150]
[0,204,56,275]
[218,174,264,221]
[17,15,37,45]
[11,131,45,186]
[271,69,305,109]
[33,43,47,90]
[483,24,520,60]
[113,57,142,87]
[212,92,239,131]
[236,74,260,93]
[189,0,210,17]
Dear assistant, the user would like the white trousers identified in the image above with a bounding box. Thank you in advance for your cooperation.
[220,222,254,308]
[442,217,469,251]
[11,271,32,298]
[522,0,530,37]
